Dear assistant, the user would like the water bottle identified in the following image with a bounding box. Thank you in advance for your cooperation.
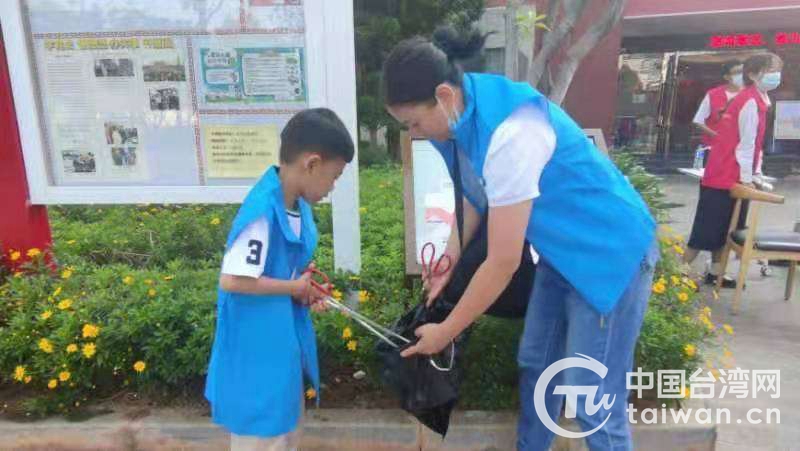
[693,145,707,169]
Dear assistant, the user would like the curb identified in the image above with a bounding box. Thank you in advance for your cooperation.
[0,407,716,450]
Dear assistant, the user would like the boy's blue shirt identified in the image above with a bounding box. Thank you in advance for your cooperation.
[205,166,319,437]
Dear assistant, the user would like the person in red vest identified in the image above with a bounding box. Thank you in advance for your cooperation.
[692,61,744,148]
[686,54,783,287]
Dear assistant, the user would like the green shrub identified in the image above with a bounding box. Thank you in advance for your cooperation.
[1,162,724,414]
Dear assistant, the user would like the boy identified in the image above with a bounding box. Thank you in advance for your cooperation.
[204,108,354,450]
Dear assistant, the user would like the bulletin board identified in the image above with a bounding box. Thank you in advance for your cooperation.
[775,101,800,140]
[0,0,355,204]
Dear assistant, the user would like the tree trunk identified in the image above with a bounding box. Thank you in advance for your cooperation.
[527,0,587,88]
[369,128,379,147]
[548,0,627,105]
[504,0,520,80]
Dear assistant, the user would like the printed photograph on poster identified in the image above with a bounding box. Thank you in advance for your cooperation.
[149,87,180,111]
[61,150,97,175]
[104,123,139,145]
[200,47,306,105]
[94,58,135,77]
[142,53,187,82]
[110,147,138,167]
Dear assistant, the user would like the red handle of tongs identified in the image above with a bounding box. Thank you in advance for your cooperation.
[303,267,333,296]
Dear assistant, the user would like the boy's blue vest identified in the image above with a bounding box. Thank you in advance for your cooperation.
[431,73,655,313]
[205,166,319,437]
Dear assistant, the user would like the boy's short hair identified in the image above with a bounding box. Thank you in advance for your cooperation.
[279,108,355,164]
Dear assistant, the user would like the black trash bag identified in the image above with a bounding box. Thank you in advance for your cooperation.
[375,299,471,437]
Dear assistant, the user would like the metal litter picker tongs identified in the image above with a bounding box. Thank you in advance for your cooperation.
[304,267,454,371]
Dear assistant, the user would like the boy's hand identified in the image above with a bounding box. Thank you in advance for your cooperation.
[290,272,314,305]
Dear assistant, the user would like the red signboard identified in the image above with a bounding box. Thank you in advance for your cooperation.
[709,32,800,48]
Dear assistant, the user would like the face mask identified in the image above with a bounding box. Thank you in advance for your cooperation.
[757,72,781,92]
[436,87,461,132]
[731,73,744,88]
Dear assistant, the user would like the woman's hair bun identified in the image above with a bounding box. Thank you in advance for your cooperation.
[431,25,487,62]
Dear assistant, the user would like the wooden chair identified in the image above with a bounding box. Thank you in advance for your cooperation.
[716,184,800,313]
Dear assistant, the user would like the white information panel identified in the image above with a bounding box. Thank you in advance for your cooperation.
[775,101,800,140]
[1,0,356,204]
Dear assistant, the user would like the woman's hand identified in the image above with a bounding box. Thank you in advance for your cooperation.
[400,323,453,357]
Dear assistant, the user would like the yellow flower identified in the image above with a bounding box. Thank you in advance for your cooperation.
[163,275,175,281]
[332,289,343,301]
[123,276,134,285]
[66,240,77,245]
[673,245,685,255]
[39,338,54,354]
[144,279,154,286]
[677,292,689,303]
[57,299,73,310]
[305,388,317,399]
[82,324,100,339]
[359,207,367,214]
[682,277,698,290]
[349,276,360,281]
[346,340,358,352]
[40,310,53,320]
[148,288,157,297]
[342,327,353,339]
[133,361,146,373]
[210,217,221,226]
[674,234,685,242]
[671,276,681,286]
[27,248,42,258]
[24,376,32,384]
[13,366,26,382]
[684,344,697,357]
[723,324,734,335]
[61,269,73,279]
[66,344,78,354]
[652,282,666,294]
[13,272,23,278]
[358,290,370,303]
[82,343,96,359]
[53,287,62,297]
[703,306,712,316]
[9,250,21,261]
[660,237,673,246]
[48,379,58,390]
[58,371,71,382]
[681,386,690,398]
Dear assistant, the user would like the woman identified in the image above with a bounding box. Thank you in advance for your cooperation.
[685,60,744,286]
[383,27,658,450]
[688,54,783,282]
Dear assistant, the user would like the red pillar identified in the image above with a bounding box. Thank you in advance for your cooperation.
[0,29,52,269]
